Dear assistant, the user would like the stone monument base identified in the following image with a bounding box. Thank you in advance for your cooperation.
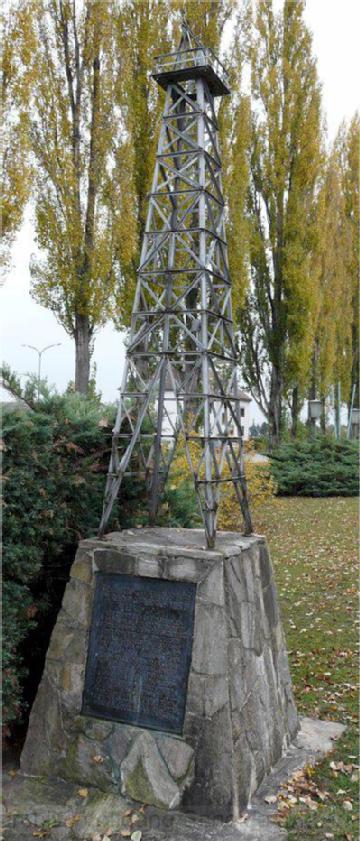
[21,528,298,820]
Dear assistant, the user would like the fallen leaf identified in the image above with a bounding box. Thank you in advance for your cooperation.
[92,755,105,764]
[65,815,81,828]
[130,832,142,841]
[264,794,277,804]
[32,833,48,839]
[77,788,89,798]
[343,799,353,811]
[120,832,131,838]
[130,814,140,824]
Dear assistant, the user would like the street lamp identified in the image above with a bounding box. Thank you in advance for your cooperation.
[21,343,62,401]
[308,399,322,421]
[351,408,360,439]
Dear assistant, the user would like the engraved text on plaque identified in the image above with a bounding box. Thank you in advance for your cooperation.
[82,573,196,734]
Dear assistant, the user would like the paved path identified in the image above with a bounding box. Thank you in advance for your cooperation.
[2,718,344,841]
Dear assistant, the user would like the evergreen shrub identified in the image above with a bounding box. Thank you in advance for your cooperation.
[270,436,359,497]
[2,391,196,733]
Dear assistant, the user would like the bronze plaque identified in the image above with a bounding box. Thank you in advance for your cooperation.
[82,573,196,734]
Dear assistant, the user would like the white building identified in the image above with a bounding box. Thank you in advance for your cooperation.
[233,389,252,441]
[161,387,252,441]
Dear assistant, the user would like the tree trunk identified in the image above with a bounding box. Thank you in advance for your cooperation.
[75,314,91,394]
[334,381,341,439]
[307,348,317,430]
[291,385,299,437]
[320,396,326,433]
[268,365,282,449]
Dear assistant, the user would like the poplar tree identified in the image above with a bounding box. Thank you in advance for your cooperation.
[1,1,35,273]
[239,0,322,445]
[339,115,359,411]
[29,0,138,394]
[220,11,251,318]
[310,148,352,418]
[176,0,234,48]
[112,0,172,321]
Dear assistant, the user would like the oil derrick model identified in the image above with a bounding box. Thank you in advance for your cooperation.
[99,20,252,548]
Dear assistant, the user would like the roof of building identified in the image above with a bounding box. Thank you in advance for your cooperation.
[238,390,252,402]
[162,375,252,403]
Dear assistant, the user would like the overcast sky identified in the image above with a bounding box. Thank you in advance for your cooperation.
[2,0,359,421]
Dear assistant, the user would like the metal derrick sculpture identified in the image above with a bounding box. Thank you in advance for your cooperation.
[99,21,253,548]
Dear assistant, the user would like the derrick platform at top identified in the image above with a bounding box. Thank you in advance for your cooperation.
[152,43,230,97]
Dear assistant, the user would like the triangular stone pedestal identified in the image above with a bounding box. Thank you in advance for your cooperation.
[21,529,298,820]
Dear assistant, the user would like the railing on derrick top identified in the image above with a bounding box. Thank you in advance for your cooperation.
[152,45,230,97]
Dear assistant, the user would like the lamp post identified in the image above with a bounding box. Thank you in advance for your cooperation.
[308,398,322,430]
[350,408,360,440]
[22,343,62,401]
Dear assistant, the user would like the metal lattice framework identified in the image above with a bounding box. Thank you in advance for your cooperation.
[99,21,253,548]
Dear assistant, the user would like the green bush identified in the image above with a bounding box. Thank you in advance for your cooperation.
[2,389,196,733]
[270,436,359,497]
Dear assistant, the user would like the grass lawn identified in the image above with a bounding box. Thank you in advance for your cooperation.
[256,497,359,841]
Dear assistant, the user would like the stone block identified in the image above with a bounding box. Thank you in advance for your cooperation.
[191,602,227,675]
[63,734,115,790]
[21,673,65,777]
[70,551,93,583]
[204,675,228,718]
[157,736,194,781]
[120,731,194,809]
[61,579,92,627]
[94,548,136,575]
[259,542,272,587]
[166,556,200,582]
[263,581,280,628]
[183,705,234,819]
[80,717,115,742]
[135,555,161,577]
[197,562,225,606]
[186,673,205,717]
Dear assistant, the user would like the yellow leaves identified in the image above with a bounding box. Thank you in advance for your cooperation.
[170,434,276,530]
[1,1,37,265]
[65,815,81,828]
[77,787,89,798]
[120,806,145,839]
[218,442,276,531]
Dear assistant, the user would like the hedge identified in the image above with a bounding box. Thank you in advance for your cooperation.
[2,392,196,733]
[270,436,359,497]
